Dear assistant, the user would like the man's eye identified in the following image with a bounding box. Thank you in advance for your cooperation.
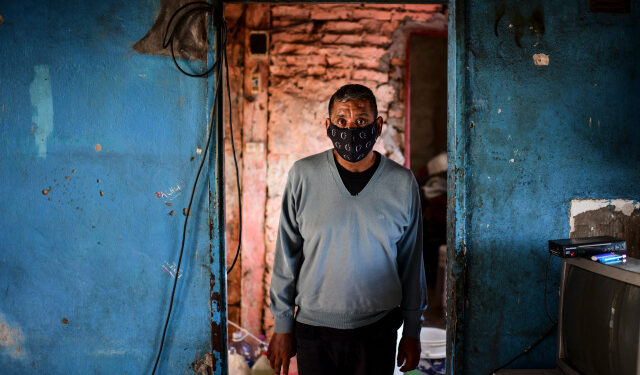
[356,119,367,126]
[337,119,347,126]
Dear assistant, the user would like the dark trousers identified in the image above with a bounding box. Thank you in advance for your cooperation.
[294,308,403,375]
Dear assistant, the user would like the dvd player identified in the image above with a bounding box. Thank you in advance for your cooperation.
[548,236,626,258]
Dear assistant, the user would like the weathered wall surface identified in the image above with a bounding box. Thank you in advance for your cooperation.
[454,1,640,373]
[570,199,640,258]
[0,1,218,373]
[223,3,447,336]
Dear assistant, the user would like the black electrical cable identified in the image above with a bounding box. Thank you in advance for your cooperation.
[152,2,242,373]
[543,253,557,325]
[489,253,558,374]
[162,2,219,77]
[489,322,557,374]
[151,40,222,375]
[223,32,242,275]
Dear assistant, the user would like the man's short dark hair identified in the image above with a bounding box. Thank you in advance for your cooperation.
[328,84,378,118]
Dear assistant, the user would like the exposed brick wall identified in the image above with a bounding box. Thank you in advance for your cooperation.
[224,3,447,337]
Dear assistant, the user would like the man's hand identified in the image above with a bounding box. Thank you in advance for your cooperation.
[397,336,421,372]
[267,333,296,375]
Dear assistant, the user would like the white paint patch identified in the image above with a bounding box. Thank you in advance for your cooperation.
[509,159,515,163]
[533,53,549,66]
[29,65,54,159]
[0,312,27,360]
[92,349,129,356]
[196,147,203,154]
[570,199,640,232]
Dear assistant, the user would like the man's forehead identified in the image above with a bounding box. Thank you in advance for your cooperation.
[332,100,373,114]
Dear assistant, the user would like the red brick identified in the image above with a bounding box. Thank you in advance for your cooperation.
[354,58,381,70]
[321,34,363,45]
[363,4,403,10]
[322,21,364,34]
[272,43,316,56]
[278,22,315,34]
[343,46,387,59]
[317,45,386,60]
[381,20,399,34]
[351,69,388,83]
[271,5,310,19]
[328,55,371,69]
[271,31,316,44]
[325,68,348,80]
[403,4,442,12]
[363,34,392,46]
[284,55,326,67]
[271,18,300,28]
[223,4,245,25]
[310,7,352,20]
[393,11,435,22]
[307,66,327,76]
[360,19,386,34]
[269,64,303,77]
[352,8,392,21]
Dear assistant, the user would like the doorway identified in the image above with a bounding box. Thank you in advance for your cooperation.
[405,30,448,329]
[221,3,452,374]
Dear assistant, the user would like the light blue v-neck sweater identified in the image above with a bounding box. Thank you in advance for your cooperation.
[269,150,427,338]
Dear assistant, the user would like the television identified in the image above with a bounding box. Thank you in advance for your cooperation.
[558,257,640,375]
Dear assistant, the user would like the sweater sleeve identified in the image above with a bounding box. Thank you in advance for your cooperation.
[268,170,304,334]
[396,175,427,339]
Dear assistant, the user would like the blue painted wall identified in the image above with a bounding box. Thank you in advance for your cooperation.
[452,0,640,373]
[0,1,222,373]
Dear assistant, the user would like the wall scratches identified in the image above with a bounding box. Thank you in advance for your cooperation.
[29,65,54,159]
[0,312,27,360]
[162,261,183,280]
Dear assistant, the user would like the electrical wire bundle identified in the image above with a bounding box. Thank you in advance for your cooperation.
[152,1,241,373]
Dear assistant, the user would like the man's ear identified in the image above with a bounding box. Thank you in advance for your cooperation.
[376,116,383,134]
[325,118,331,131]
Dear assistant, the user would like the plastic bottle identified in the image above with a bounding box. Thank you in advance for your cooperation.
[230,331,256,367]
[228,347,250,375]
[251,342,275,375]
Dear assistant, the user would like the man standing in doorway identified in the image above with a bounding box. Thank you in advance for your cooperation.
[267,84,427,375]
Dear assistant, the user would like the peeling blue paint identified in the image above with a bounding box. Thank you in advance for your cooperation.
[29,65,54,159]
[451,0,640,374]
[0,1,220,373]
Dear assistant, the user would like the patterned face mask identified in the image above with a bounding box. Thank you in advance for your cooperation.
[327,121,379,162]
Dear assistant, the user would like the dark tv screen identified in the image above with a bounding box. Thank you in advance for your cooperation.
[562,265,640,375]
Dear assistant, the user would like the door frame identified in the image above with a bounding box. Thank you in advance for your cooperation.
[212,2,467,375]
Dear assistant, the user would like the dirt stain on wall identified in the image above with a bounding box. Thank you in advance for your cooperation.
[133,0,208,61]
[0,312,27,360]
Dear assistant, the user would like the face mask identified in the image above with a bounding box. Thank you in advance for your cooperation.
[327,121,379,162]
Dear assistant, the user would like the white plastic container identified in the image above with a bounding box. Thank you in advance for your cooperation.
[229,348,250,375]
[420,327,446,359]
[251,354,275,375]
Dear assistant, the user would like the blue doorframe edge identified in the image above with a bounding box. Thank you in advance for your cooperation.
[446,0,466,374]
[208,0,229,373]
